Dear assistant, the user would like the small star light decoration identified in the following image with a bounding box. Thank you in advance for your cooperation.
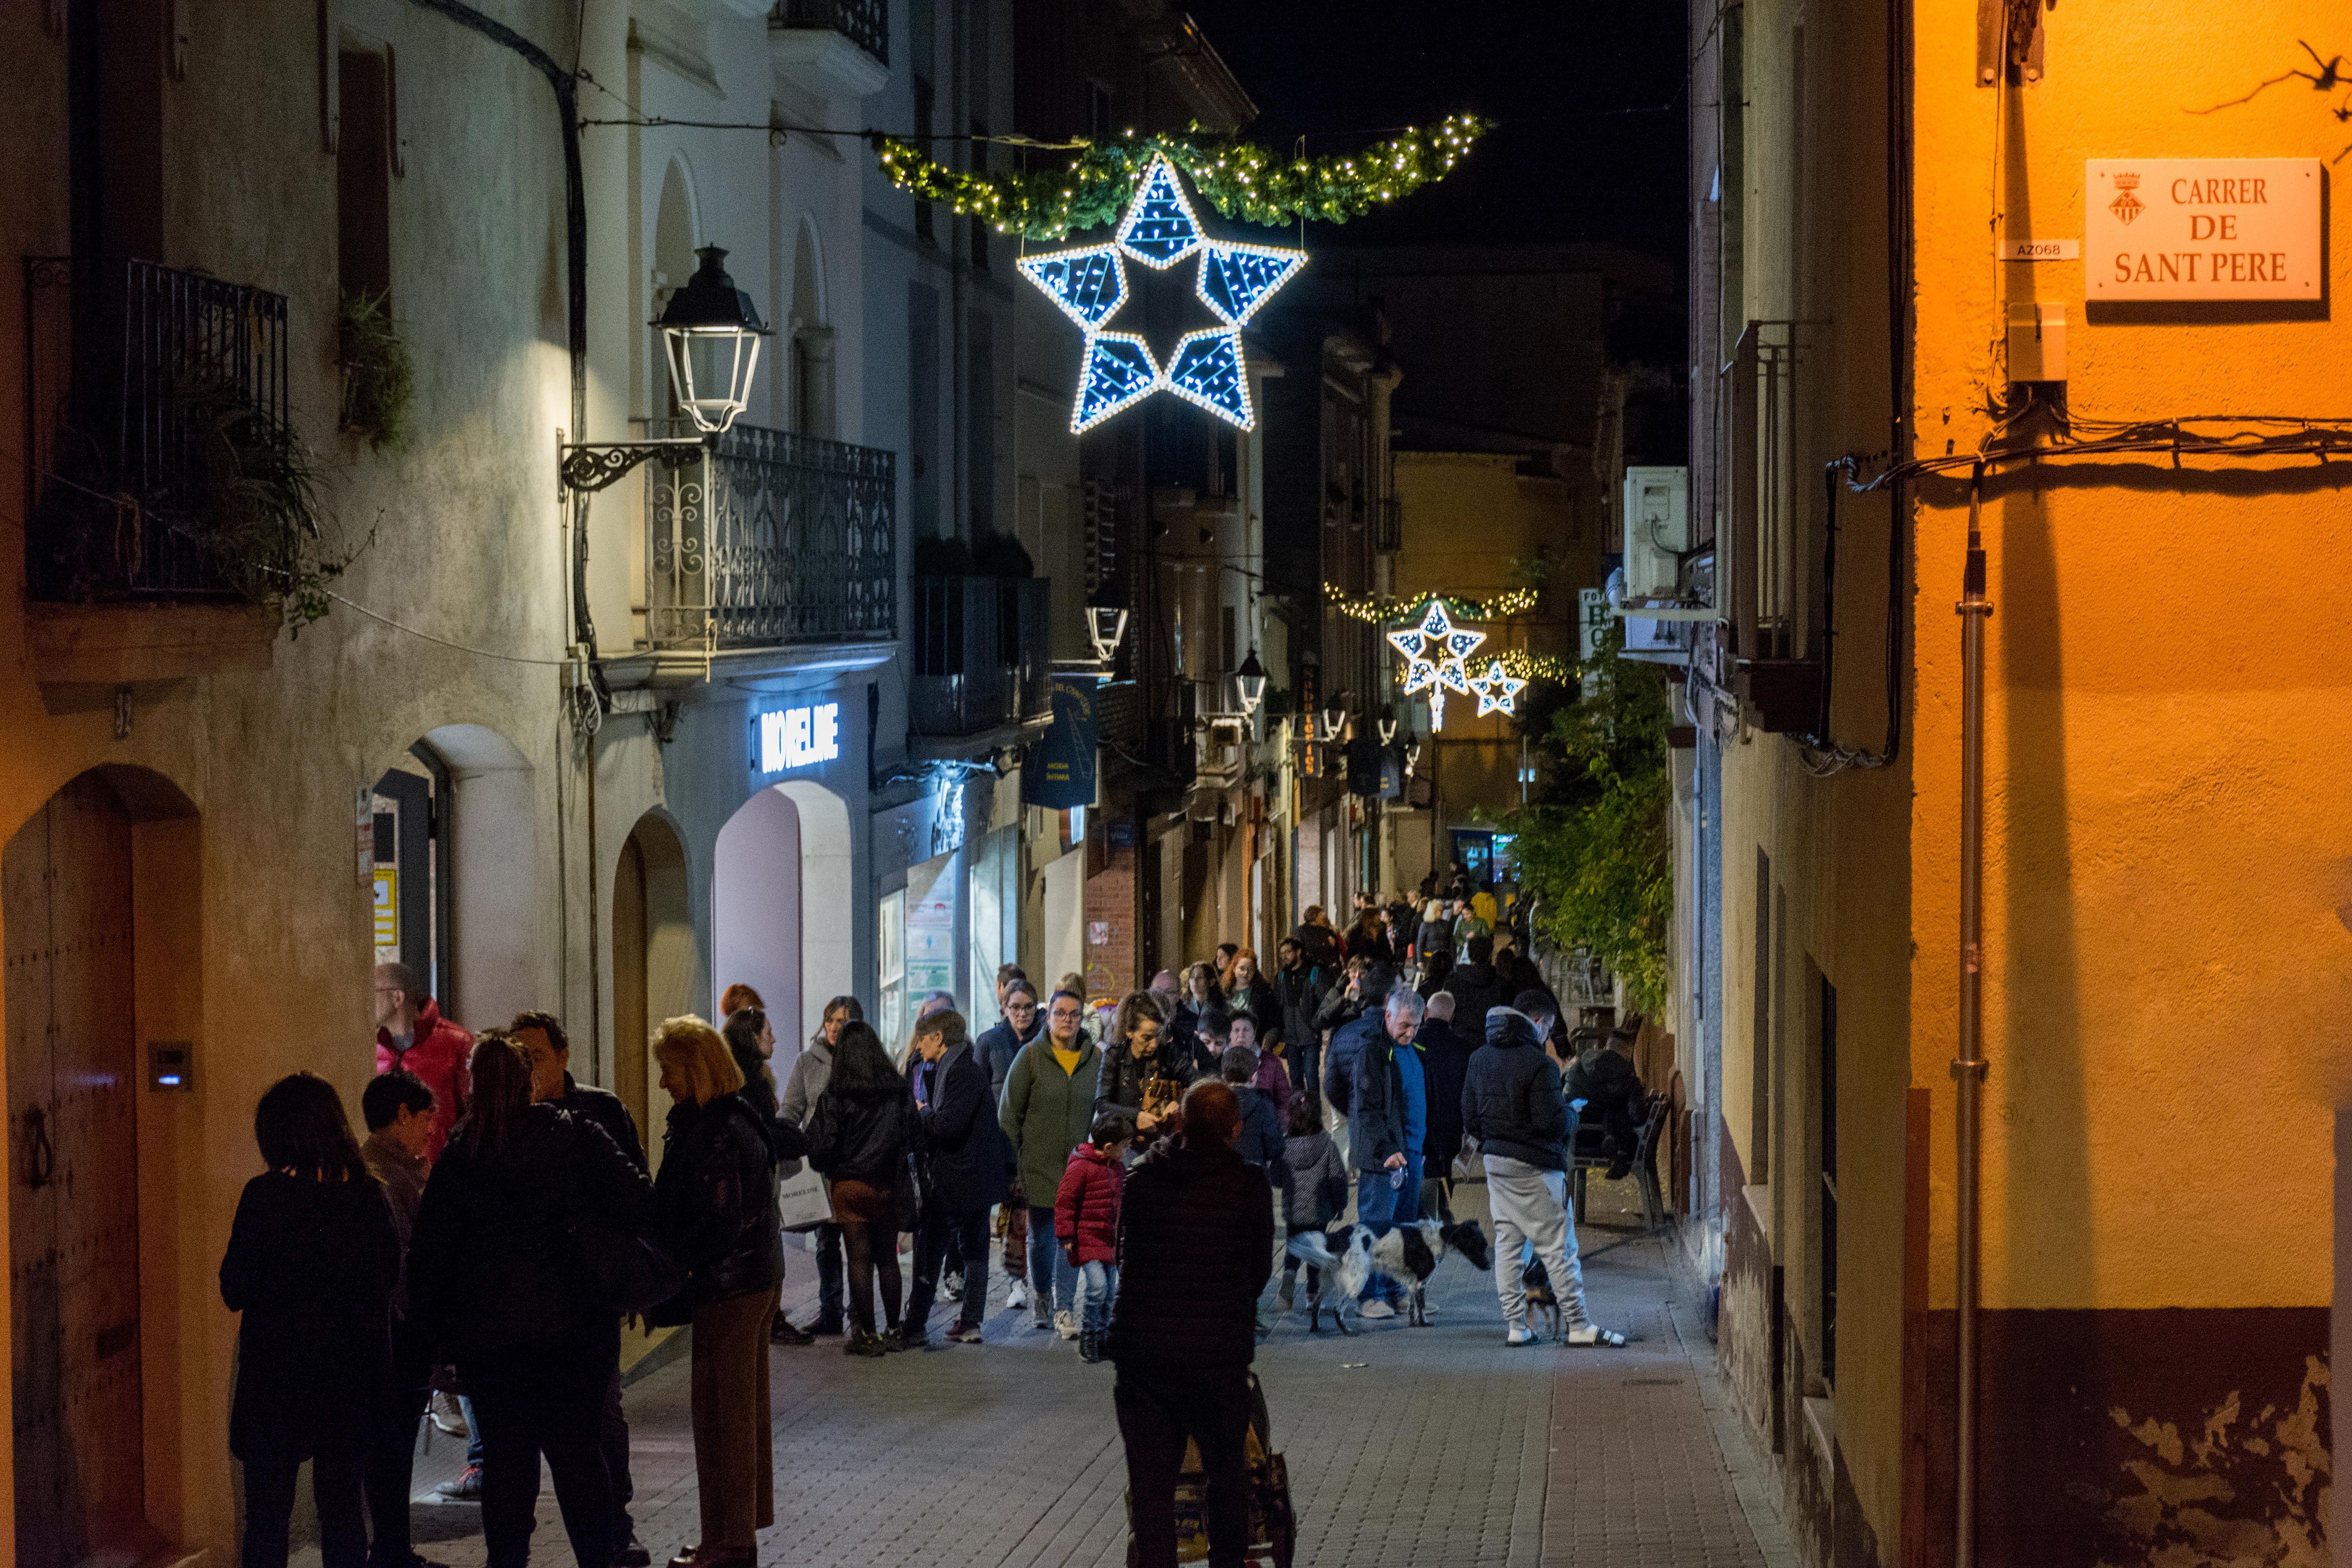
[1386,600,1529,729]
[1017,152,1306,433]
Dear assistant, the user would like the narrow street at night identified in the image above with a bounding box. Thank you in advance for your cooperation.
[7,0,2351,1565]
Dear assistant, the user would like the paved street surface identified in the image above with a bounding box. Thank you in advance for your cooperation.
[360,1180,1795,1568]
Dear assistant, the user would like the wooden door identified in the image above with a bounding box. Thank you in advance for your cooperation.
[8,775,144,1568]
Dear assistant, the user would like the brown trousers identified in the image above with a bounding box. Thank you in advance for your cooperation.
[1004,1201,1029,1278]
[689,1286,776,1551]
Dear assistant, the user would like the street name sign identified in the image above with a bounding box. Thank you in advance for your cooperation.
[2086,159,2320,301]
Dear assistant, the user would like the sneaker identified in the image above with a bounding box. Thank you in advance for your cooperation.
[1566,1325,1629,1347]
[942,1272,964,1302]
[1054,1310,1079,1341]
[845,1330,889,1359]
[1004,1280,1030,1313]
[946,1323,985,1345]
[889,1325,925,1352]
[1505,1326,1536,1348]
[428,1392,468,1438]
[811,1315,845,1337]
[771,1317,815,1346]
[1358,1300,1397,1320]
[434,1463,483,1501]
[1275,1277,1295,1312]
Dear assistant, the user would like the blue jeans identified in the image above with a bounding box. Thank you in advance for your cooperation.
[1076,1259,1119,1335]
[1026,1204,1076,1319]
[1353,1155,1422,1304]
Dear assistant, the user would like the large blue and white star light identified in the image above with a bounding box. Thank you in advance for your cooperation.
[1384,599,1528,729]
[1018,153,1305,433]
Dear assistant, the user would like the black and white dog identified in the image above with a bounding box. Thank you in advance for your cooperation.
[1288,1218,1494,1332]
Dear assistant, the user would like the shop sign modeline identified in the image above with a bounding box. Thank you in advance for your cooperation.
[2087,159,2319,301]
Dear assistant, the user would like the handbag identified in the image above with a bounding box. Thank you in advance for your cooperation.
[570,1211,686,1318]
[893,1150,922,1233]
[1452,1134,1484,1185]
[777,1160,832,1232]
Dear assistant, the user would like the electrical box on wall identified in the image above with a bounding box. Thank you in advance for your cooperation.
[1621,466,1691,599]
[2008,302,2067,382]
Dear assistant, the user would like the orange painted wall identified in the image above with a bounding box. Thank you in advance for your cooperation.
[1907,0,2351,1319]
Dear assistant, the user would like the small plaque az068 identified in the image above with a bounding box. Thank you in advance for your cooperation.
[2087,159,2320,301]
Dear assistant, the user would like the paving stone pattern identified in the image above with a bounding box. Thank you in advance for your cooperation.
[365,1180,1794,1568]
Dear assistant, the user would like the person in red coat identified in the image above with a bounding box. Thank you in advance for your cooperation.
[374,961,472,1163]
[1056,1109,1127,1363]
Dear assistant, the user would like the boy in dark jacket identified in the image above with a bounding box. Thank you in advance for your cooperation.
[1056,1108,1128,1363]
[1276,1094,1349,1320]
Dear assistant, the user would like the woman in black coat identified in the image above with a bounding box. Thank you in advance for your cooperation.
[219,1072,400,1568]
[652,1018,784,1568]
[804,1020,919,1356]
[408,1034,654,1568]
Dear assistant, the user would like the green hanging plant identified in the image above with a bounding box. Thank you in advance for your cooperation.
[1487,621,1672,1013]
[873,114,1495,240]
[338,288,414,452]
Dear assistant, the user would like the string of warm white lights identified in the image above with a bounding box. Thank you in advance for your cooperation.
[876,116,1493,241]
[1326,583,1541,623]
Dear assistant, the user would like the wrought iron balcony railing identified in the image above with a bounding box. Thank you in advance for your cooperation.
[908,574,1049,737]
[644,419,897,650]
[23,256,291,600]
[773,0,887,64]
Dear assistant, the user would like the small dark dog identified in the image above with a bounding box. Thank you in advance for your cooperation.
[1522,1259,1562,1341]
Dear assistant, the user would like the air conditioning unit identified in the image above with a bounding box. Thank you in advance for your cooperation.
[1621,466,1690,601]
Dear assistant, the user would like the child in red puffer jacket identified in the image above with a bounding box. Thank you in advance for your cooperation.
[1055,1108,1128,1362]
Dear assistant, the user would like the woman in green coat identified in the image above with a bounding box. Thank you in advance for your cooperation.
[998,988,1103,1334]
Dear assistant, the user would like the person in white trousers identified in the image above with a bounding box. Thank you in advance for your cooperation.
[1461,1006,1626,1347]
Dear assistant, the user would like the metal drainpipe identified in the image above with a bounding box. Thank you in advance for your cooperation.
[1953,464,1992,1568]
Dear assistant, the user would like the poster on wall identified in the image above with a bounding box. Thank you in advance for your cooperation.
[1023,674,1100,809]
[903,856,956,998]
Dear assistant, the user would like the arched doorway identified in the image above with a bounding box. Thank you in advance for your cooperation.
[612,813,695,1155]
[713,781,853,1072]
[8,765,195,1568]
[369,724,537,1033]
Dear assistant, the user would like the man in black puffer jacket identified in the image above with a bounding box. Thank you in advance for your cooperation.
[1108,1082,1275,1568]
[1461,1008,1622,1348]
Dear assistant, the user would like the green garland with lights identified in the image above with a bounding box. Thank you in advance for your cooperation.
[1323,582,1541,624]
[874,115,1494,239]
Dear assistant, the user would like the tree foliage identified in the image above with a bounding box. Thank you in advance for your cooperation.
[1495,624,1672,1012]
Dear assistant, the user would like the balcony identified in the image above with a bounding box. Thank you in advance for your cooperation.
[1721,319,1824,732]
[620,419,897,689]
[907,574,1051,757]
[20,256,286,684]
[771,0,889,98]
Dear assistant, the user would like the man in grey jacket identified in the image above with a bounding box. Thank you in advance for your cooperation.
[779,995,862,1337]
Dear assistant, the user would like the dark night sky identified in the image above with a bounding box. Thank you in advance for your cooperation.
[1178,0,1690,260]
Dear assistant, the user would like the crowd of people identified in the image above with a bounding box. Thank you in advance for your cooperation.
[221,865,1650,1568]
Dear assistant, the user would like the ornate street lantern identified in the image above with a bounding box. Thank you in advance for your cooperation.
[1235,648,1268,715]
[659,246,771,435]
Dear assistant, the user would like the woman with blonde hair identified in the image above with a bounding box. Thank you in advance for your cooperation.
[649,1017,783,1568]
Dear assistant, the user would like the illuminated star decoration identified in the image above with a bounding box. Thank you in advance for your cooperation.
[1017,152,1306,433]
[1386,599,1486,730]
[1469,660,1527,717]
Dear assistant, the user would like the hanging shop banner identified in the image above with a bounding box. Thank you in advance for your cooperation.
[1023,674,1100,810]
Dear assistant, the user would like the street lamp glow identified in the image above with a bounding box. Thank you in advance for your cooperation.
[1235,648,1268,715]
[659,246,771,435]
[1087,606,1130,662]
